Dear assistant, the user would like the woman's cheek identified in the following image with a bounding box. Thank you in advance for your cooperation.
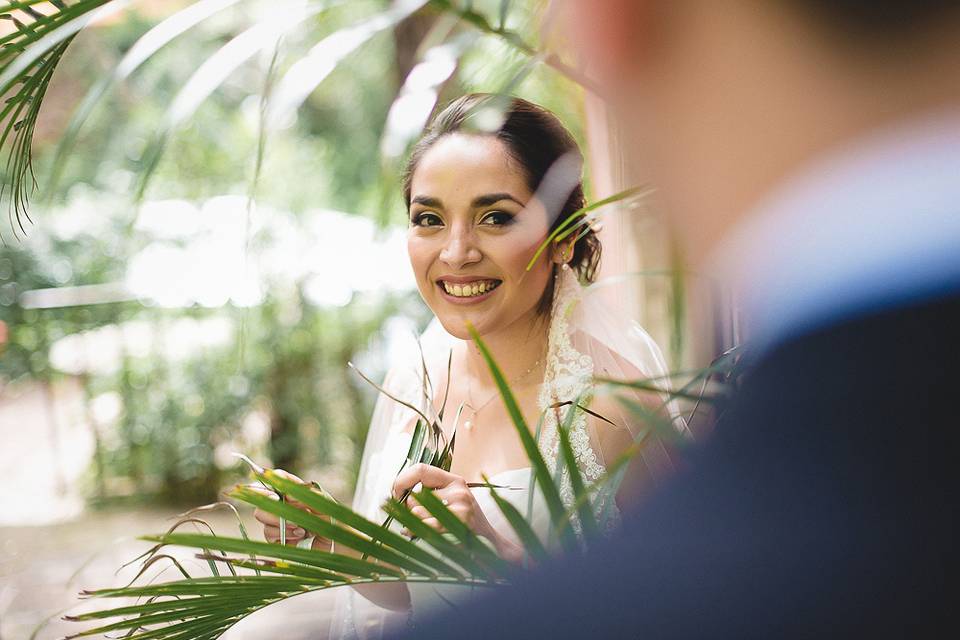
[407,238,430,283]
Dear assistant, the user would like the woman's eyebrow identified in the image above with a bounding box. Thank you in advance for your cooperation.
[411,195,443,209]
[471,193,525,208]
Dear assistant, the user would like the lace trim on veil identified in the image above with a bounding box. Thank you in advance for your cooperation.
[537,266,619,533]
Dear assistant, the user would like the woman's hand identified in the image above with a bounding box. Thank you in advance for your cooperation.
[392,463,523,564]
[252,468,332,550]
[252,470,413,609]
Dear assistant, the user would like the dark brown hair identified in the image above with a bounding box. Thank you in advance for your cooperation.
[403,94,601,303]
[790,0,960,41]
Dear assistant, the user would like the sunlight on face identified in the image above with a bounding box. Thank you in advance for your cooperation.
[407,134,554,340]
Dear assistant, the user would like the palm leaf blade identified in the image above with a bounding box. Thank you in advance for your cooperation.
[258,470,463,576]
[139,533,402,579]
[382,500,494,578]
[555,399,600,539]
[229,485,440,577]
[412,487,512,576]
[485,479,549,564]
[466,325,578,553]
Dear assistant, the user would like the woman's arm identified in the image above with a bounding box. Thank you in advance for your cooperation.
[590,390,674,511]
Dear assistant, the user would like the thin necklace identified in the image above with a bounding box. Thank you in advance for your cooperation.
[463,354,542,431]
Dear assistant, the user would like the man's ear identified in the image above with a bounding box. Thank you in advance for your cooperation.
[562,0,652,89]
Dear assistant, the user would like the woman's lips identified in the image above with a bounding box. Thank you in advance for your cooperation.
[435,278,502,304]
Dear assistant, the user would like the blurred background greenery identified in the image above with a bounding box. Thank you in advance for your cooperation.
[0,2,723,637]
[0,2,599,635]
[0,0,587,508]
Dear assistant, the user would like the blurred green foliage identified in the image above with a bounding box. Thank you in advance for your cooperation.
[0,0,585,505]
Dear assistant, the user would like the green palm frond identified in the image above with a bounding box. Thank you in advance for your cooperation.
[0,0,120,236]
[555,396,600,538]
[597,343,743,420]
[2,0,600,229]
[424,0,602,94]
[348,358,459,544]
[3,2,740,637]
[378,23,469,165]
[2,0,432,225]
[44,0,245,205]
[484,474,548,564]
[132,0,351,202]
[412,486,513,575]
[257,469,463,576]
[525,186,653,272]
[68,332,664,639]
[467,322,581,554]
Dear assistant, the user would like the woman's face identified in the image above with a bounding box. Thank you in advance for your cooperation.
[407,134,555,340]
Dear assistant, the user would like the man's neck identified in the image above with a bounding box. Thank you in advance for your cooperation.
[708,109,960,352]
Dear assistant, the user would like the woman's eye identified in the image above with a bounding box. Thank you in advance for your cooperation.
[411,212,443,227]
[479,211,515,226]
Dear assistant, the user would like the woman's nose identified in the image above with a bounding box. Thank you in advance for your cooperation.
[439,226,481,269]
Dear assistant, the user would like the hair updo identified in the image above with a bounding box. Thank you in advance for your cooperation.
[402,94,601,302]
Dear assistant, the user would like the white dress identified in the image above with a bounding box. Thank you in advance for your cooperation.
[404,466,546,625]
[334,267,684,638]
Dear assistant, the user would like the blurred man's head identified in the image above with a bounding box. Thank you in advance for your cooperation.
[565,0,960,261]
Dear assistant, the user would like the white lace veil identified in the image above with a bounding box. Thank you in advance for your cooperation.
[329,264,687,639]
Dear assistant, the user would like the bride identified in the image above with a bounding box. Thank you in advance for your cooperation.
[255,94,685,637]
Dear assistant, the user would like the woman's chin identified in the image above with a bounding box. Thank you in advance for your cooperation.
[434,313,493,341]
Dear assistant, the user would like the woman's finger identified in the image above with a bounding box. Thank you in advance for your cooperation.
[251,482,323,512]
[253,508,282,527]
[264,525,307,544]
[400,518,444,537]
[254,480,322,515]
[407,485,460,511]
[404,492,422,510]
[256,511,309,534]
[273,468,306,484]
[245,483,279,498]
[284,496,323,516]
[403,518,441,532]
[393,463,455,498]
[256,513,307,530]
[432,485,462,504]
[410,505,430,519]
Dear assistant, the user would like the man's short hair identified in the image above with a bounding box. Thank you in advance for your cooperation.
[796,1,960,40]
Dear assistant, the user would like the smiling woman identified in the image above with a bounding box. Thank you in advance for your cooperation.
[263,94,688,637]
[404,94,600,301]
[406,131,556,339]
[249,95,684,637]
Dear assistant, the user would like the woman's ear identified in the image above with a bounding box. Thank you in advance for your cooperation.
[551,238,577,266]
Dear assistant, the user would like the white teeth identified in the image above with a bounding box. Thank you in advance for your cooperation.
[441,280,499,298]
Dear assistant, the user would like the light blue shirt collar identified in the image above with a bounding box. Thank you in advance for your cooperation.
[711,111,960,353]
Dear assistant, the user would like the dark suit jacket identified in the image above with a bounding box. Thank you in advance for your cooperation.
[391,289,958,638]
